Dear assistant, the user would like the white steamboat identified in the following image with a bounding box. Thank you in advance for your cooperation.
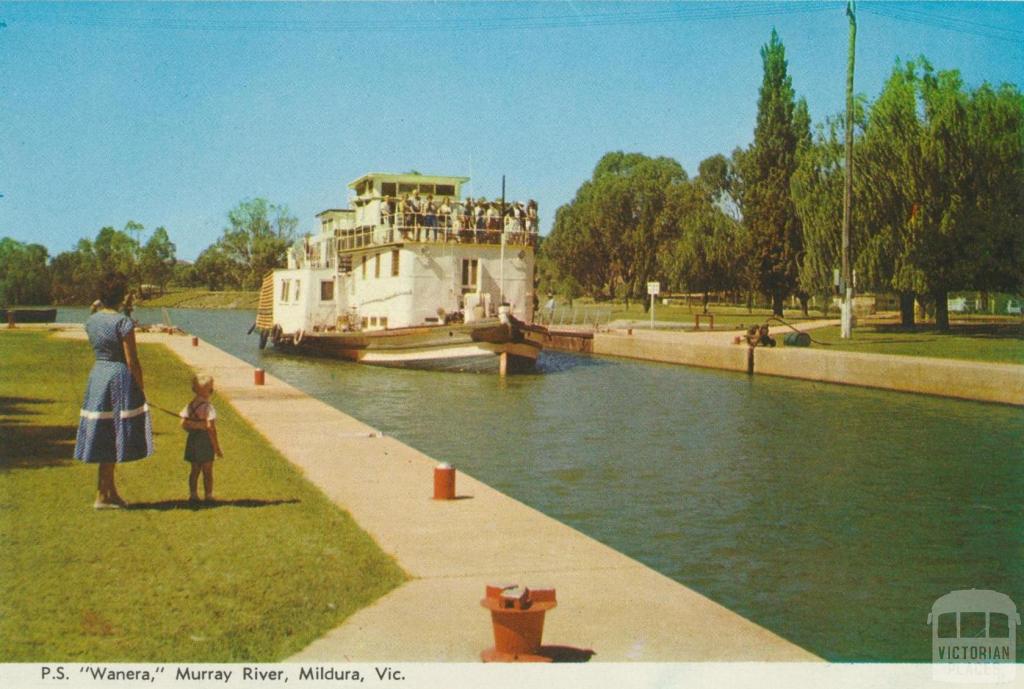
[255,172,545,373]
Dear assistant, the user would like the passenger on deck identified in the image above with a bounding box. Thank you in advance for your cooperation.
[424,195,438,240]
[526,200,538,234]
[438,198,452,235]
[474,200,486,231]
[401,195,415,238]
[380,196,393,227]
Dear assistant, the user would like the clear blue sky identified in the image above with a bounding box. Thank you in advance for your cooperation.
[2,1,1022,261]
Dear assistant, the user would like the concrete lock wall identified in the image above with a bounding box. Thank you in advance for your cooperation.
[753,347,1024,406]
[594,333,750,373]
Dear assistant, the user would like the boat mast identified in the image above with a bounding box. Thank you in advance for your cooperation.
[500,175,506,305]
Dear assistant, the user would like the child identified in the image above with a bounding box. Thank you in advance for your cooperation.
[180,373,224,502]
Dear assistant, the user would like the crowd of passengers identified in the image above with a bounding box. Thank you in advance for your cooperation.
[378,194,538,240]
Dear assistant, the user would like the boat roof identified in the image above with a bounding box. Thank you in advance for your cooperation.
[348,172,470,189]
[316,208,354,217]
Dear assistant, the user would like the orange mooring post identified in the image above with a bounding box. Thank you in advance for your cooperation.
[481,585,557,662]
[433,463,455,500]
[254,368,265,386]
[191,336,199,347]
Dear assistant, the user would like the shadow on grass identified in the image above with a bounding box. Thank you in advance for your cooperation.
[0,423,77,469]
[126,498,300,511]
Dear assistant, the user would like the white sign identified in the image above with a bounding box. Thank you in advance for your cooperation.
[647,281,660,296]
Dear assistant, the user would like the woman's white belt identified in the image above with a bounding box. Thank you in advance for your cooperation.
[79,403,149,420]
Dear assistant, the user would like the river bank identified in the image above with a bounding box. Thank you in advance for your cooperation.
[544,321,1024,406]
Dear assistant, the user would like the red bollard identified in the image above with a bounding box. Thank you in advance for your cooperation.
[433,463,455,500]
[481,585,558,662]
[254,368,265,386]
[191,336,199,347]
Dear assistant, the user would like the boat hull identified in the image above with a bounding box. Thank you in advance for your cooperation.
[270,320,543,373]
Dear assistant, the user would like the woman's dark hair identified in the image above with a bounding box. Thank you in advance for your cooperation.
[96,271,128,309]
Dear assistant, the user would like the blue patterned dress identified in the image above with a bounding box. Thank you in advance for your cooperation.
[73,312,154,463]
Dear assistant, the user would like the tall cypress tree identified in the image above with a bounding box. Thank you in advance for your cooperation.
[743,29,805,315]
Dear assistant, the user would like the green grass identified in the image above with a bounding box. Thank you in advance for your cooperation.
[139,288,259,310]
[809,322,1024,364]
[0,331,406,661]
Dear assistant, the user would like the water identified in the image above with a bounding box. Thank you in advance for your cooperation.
[60,307,1024,660]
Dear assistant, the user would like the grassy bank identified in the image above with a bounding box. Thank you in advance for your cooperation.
[138,288,259,310]
[809,322,1024,364]
[554,300,827,328]
[0,331,405,661]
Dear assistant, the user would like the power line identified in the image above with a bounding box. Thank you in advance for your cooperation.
[5,3,835,35]
[861,3,1024,44]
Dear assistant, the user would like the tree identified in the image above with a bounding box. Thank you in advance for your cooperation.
[742,29,807,315]
[0,238,51,305]
[857,58,1024,329]
[792,113,867,316]
[140,226,177,294]
[545,152,685,306]
[193,246,234,291]
[215,198,298,289]
[658,170,746,312]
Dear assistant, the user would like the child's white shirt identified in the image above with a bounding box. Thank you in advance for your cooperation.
[180,398,217,423]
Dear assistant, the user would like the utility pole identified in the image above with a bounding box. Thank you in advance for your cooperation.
[841,0,856,338]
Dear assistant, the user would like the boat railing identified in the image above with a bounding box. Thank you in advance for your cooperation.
[536,305,613,332]
[336,217,538,251]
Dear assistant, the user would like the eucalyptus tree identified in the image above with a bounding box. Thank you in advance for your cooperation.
[215,198,298,289]
[742,29,808,315]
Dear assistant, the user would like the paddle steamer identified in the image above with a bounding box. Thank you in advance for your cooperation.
[254,172,544,373]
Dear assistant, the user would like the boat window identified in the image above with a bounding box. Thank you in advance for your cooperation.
[461,258,478,289]
[418,184,434,196]
[374,253,381,278]
[436,184,455,197]
[370,316,378,326]
[361,317,368,329]
[380,317,387,329]
[320,280,334,301]
[362,255,368,279]
[399,183,416,194]
[279,279,291,302]
[293,280,301,302]
[381,182,397,197]
[391,249,400,276]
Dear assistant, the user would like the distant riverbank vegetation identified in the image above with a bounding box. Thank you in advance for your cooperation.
[0,198,295,308]
[540,32,1024,331]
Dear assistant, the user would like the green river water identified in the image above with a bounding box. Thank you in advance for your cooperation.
[60,307,1024,661]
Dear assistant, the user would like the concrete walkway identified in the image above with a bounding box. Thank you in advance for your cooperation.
[52,326,818,662]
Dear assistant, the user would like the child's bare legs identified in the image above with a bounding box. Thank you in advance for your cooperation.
[200,461,214,501]
[188,463,202,500]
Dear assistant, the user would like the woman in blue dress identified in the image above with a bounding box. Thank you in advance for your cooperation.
[73,272,154,509]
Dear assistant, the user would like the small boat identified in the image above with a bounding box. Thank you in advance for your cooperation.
[1,308,58,324]
[254,172,546,373]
